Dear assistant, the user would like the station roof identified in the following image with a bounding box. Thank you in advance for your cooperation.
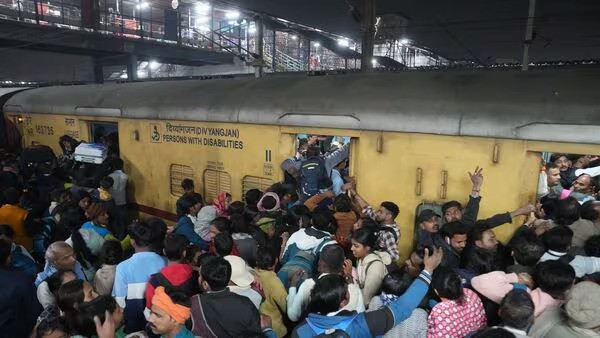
[236,0,600,64]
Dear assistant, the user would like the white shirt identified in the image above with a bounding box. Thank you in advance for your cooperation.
[108,170,128,206]
[539,250,600,278]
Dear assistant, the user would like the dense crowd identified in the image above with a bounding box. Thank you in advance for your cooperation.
[0,135,600,338]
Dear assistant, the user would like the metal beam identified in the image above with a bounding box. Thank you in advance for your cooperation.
[522,0,537,71]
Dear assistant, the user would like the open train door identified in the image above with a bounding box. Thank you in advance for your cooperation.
[0,88,28,153]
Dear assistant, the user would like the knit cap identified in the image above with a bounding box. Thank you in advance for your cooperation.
[565,281,600,329]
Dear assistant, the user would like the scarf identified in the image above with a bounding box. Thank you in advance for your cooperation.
[213,192,229,217]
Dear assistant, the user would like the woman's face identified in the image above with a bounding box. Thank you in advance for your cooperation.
[350,240,369,259]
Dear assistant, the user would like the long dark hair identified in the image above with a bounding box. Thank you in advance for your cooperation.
[59,205,96,269]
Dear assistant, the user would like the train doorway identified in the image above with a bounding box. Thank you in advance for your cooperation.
[89,122,119,156]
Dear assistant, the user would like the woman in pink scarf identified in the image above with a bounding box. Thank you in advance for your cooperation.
[213,192,232,217]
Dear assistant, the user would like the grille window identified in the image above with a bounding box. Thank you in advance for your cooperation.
[170,164,194,197]
[203,169,232,203]
[242,175,274,198]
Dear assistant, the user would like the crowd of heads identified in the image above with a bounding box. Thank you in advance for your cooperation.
[1,139,600,338]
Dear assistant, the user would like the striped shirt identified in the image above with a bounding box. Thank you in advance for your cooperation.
[112,251,166,333]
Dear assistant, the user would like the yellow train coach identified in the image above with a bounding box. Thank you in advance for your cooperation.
[3,67,600,260]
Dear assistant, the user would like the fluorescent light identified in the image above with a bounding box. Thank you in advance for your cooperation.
[372,58,377,66]
[137,70,146,78]
[290,35,297,40]
[248,25,256,34]
[400,38,410,45]
[195,2,210,14]
[225,10,240,20]
[313,42,320,47]
[337,38,350,47]
[149,60,160,70]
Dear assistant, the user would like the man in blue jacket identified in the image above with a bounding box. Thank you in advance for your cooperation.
[291,247,443,337]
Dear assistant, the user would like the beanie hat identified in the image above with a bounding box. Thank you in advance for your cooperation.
[565,281,600,329]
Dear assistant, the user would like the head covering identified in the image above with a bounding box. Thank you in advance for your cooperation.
[565,281,600,329]
[417,209,441,223]
[257,192,281,212]
[224,255,254,288]
[213,192,230,217]
[151,286,191,325]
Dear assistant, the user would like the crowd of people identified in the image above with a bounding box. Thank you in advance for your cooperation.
[1,135,600,338]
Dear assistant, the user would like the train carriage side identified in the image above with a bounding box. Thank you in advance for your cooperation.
[4,68,600,260]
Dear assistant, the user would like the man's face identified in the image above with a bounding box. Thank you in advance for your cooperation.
[53,247,76,271]
[476,230,498,251]
[420,216,440,233]
[547,168,561,186]
[449,234,468,252]
[444,207,462,223]
[573,175,592,194]
[554,156,570,171]
[148,306,178,335]
[376,206,391,223]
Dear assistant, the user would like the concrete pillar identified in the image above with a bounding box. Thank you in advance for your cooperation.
[126,54,138,81]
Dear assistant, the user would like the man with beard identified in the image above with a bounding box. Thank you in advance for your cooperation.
[148,287,193,338]
[415,209,444,249]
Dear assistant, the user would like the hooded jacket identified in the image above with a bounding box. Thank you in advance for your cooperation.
[292,270,432,337]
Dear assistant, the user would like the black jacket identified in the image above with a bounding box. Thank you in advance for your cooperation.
[0,266,41,337]
[191,289,265,337]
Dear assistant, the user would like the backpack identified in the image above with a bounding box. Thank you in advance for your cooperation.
[150,271,197,298]
[299,156,327,200]
[277,237,333,289]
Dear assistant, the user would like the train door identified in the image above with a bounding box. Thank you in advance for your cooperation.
[287,133,354,191]
[88,121,119,156]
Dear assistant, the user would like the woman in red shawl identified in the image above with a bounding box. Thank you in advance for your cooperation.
[213,192,232,217]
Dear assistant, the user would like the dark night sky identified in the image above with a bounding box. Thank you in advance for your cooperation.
[233,0,600,63]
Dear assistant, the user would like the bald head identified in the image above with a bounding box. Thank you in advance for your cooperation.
[46,241,76,271]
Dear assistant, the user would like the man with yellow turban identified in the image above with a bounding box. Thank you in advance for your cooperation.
[148,286,193,338]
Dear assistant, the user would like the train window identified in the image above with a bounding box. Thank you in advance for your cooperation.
[203,169,232,203]
[169,164,194,197]
[242,176,274,198]
[538,152,600,198]
[413,201,444,250]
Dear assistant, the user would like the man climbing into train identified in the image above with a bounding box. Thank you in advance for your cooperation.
[442,166,536,231]
[280,135,350,201]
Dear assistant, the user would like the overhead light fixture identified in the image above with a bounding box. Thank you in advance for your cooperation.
[225,10,240,20]
[290,35,297,40]
[171,0,178,9]
[337,38,350,47]
[313,42,320,47]
[400,38,411,45]
[248,25,257,34]
[136,2,149,9]
[149,60,160,70]
[195,2,210,14]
